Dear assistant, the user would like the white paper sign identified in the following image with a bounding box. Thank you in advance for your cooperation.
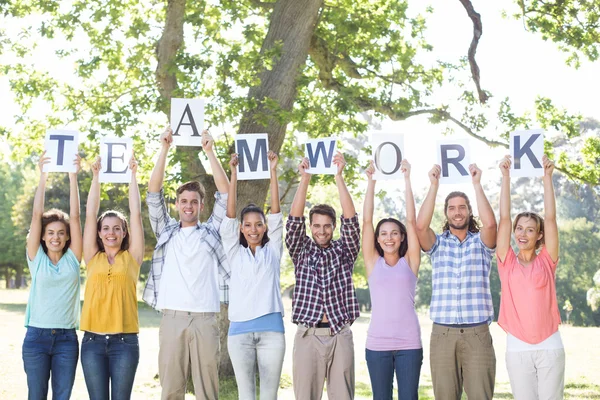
[510,129,544,177]
[99,137,133,184]
[371,133,405,180]
[43,130,80,173]
[171,98,204,147]
[305,138,338,175]
[437,138,471,184]
[235,133,270,180]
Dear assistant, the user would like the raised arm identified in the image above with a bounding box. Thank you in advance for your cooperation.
[403,160,421,276]
[127,155,145,266]
[496,156,512,262]
[470,164,497,249]
[268,151,280,214]
[416,164,440,251]
[289,157,311,218]
[226,154,238,219]
[334,152,356,218]
[362,161,378,276]
[202,130,229,194]
[542,155,559,262]
[68,154,83,262]
[148,127,172,193]
[27,152,51,261]
[83,157,101,265]
[267,151,284,254]
[286,158,311,261]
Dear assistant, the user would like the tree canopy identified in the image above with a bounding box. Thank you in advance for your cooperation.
[1,0,599,201]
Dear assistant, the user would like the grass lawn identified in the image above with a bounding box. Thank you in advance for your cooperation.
[1,289,599,399]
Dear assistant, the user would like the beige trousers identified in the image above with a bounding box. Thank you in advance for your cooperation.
[292,324,355,400]
[430,323,496,400]
[506,349,565,400]
[159,310,219,400]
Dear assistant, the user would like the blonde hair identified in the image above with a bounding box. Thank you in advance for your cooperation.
[513,212,545,249]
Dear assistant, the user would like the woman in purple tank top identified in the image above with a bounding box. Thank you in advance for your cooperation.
[363,159,423,400]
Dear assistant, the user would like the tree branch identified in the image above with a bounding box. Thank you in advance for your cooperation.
[458,0,489,104]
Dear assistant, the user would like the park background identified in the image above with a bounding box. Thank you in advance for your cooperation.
[1,0,600,398]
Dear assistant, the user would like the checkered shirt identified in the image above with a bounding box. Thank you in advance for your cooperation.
[286,214,361,334]
[142,188,230,309]
[427,230,495,324]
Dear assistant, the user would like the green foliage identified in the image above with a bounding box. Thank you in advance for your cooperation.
[513,0,600,67]
[555,218,600,326]
[0,156,26,278]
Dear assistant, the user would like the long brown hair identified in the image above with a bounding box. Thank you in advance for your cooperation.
[442,191,480,233]
[96,210,130,252]
[374,218,408,258]
[41,209,71,255]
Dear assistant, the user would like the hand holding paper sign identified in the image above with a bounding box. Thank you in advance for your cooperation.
[229,153,239,179]
[298,157,310,178]
[499,156,512,177]
[69,154,82,179]
[160,127,173,149]
[201,130,213,153]
[268,151,278,172]
[543,155,554,177]
[91,157,101,178]
[365,160,376,183]
[38,151,51,179]
[333,152,346,177]
[129,153,138,176]
[469,163,482,184]
[428,164,441,185]
[401,159,411,179]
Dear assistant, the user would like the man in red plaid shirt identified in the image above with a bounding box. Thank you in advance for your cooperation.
[285,152,361,400]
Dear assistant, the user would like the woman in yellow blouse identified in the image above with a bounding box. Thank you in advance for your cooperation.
[80,155,144,400]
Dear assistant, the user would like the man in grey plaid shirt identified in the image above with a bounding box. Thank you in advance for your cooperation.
[417,163,498,400]
[143,127,230,400]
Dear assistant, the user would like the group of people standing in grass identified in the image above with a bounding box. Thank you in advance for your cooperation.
[23,126,564,400]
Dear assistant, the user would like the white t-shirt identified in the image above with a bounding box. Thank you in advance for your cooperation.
[506,330,564,352]
[156,226,220,312]
[220,212,284,322]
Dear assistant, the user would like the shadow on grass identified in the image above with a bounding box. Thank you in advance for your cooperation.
[138,301,162,328]
[0,302,26,314]
[0,301,163,328]
[565,381,600,399]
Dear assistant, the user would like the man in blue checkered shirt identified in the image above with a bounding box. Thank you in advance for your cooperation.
[417,163,498,400]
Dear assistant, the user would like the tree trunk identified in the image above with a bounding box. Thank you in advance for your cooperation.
[235,0,325,209]
[15,263,23,289]
[217,0,324,379]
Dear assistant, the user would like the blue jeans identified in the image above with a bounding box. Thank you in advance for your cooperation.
[366,348,423,400]
[81,332,139,400]
[22,327,79,400]
[228,331,286,400]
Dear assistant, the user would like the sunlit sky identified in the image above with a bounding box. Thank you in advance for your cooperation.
[1,0,598,203]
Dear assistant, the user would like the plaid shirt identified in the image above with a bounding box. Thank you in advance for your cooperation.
[286,214,361,334]
[142,188,230,309]
[426,230,494,324]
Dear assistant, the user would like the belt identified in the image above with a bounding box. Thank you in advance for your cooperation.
[162,309,216,317]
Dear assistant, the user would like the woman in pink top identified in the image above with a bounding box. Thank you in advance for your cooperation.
[497,155,564,400]
[362,159,422,400]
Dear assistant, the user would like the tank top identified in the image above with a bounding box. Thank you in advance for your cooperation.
[366,256,422,351]
[81,250,140,333]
